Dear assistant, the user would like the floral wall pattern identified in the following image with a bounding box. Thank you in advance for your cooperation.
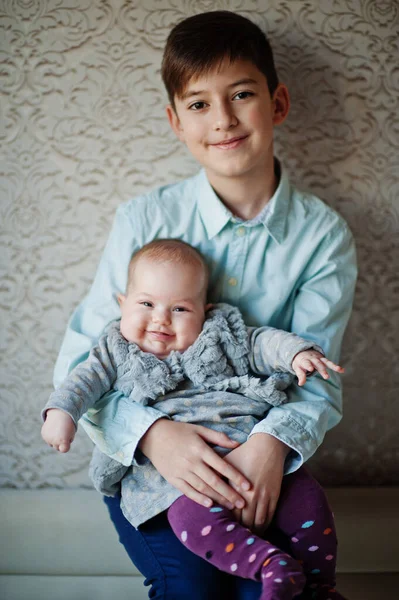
[0,0,398,489]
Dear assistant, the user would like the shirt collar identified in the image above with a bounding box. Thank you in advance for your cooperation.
[195,161,291,244]
[261,162,291,244]
[196,170,232,239]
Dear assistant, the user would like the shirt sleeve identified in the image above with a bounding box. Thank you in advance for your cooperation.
[249,221,357,474]
[43,333,118,426]
[51,203,169,464]
[247,326,324,376]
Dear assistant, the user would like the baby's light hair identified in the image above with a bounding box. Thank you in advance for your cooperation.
[126,239,209,298]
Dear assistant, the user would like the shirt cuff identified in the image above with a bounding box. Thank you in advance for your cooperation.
[248,414,319,475]
[79,394,169,467]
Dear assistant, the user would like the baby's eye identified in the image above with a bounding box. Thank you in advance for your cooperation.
[233,91,253,100]
[141,301,153,308]
[173,306,187,312]
[189,101,207,111]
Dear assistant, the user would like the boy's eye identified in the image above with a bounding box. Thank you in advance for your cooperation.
[141,301,153,307]
[189,101,207,111]
[173,307,187,312]
[233,91,253,100]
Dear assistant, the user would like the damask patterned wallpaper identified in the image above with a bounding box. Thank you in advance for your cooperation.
[0,0,398,489]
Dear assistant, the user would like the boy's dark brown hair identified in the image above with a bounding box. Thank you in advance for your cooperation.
[161,11,279,109]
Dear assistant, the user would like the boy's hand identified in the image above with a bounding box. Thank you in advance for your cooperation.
[292,350,344,386]
[139,419,251,510]
[224,433,289,534]
[41,409,76,453]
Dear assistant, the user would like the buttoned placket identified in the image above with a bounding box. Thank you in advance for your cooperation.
[222,221,250,302]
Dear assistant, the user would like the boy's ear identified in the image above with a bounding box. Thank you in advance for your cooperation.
[117,293,126,307]
[166,104,185,142]
[272,83,290,126]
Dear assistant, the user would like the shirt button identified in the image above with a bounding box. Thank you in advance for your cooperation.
[236,227,245,237]
[228,277,238,287]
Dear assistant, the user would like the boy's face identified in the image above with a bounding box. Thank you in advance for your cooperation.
[118,258,210,358]
[166,59,289,184]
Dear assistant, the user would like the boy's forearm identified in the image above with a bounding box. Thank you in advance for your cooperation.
[79,392,169,466]
[250,375,342,472]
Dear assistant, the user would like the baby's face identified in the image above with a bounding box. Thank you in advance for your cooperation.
[119,258,209,358]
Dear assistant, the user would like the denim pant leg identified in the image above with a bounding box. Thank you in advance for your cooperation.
[103,494,262,600]
[104,494,222,599]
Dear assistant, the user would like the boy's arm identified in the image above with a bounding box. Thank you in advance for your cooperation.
[225,222,357,532]
[248,222,357,473]
[54,204,134,386]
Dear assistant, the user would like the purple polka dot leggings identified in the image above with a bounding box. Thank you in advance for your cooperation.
[168,467,345,600]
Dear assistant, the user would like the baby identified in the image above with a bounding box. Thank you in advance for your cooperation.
[42,239,344,600]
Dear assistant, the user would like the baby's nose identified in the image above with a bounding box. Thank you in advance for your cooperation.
[153,309,171,324]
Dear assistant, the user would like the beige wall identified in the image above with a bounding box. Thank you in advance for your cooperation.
[0,0,398,489]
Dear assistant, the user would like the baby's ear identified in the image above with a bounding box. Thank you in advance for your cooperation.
[117,293,126,307]
[205,303,214,312]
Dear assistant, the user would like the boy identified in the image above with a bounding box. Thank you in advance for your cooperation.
[52,11,357,599]
[43,239,344,600]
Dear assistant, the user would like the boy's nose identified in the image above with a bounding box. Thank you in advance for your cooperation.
[213,102,238,131]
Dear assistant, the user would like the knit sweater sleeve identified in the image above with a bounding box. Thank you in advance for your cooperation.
[247,326,324,377]
[42,332,118,426]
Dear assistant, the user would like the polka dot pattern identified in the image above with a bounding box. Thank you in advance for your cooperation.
[171,491,339,597]
[249,553,257,563]
[302,520,315,529]
[263,558,271,567]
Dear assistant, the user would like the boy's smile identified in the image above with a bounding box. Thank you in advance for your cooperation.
[167,59,289,193]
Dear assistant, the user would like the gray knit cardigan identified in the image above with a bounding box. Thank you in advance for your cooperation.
[44,303,319,499]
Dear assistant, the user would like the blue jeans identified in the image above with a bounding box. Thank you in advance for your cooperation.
[104,494,261,599]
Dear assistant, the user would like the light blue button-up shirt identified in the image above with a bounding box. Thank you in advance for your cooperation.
[54,164,357,473]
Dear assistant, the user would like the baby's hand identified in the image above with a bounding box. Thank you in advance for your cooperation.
[41,409,76,453]
[292,350,344,386]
